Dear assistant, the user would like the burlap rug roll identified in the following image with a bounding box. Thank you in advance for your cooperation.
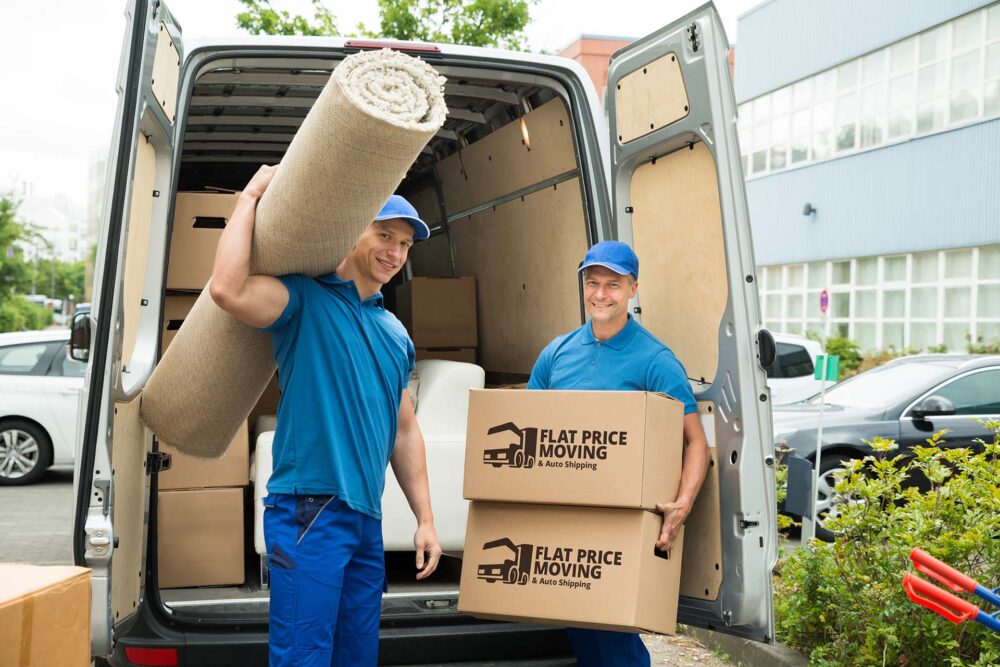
[140,49,446,458]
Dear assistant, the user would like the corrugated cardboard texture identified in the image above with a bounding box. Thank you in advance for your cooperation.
[167,192,240,291]
[415,347,476,363]
[0,564,91,667]
[396,277,478,348]
[158,420,249,490]
[459,503,682,634]
[160,294,198,354]
[464,390,683,510]
[158,488,245,588]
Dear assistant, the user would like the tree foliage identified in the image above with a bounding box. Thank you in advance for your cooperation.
[236,0,534,50]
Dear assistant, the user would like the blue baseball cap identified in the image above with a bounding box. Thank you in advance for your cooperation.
[579,241,639,279]
[374,194,430,240]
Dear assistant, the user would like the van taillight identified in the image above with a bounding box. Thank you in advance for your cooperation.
[124,646,178,666]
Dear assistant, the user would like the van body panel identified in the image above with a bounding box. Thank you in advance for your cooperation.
[606,2,776,640]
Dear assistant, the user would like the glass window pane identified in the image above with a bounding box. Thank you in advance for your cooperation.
[944,287,971,318]
[884,289,906,318]
[883,322,905,349]
[755,93,771,121]
[832,261,851,284]
[919,25,948,64]
[770,145,787,170]
[913,252,939,282]
[815,69,836,99]
[861,83,887,116]
[944,322,971,352]
[771,114,790,143]
[888,110,914,139]
[813,100,834,130]
[911,322,939,350]
[911,286,938,318]
[837,61,859,90]
[917,100,946,133]
[952,51,982,91]
[918,62,947,101]
[980,245,1000,279]
[953,11,984,53]
[836,123,857,151]
[987,43,1000,80]
[0,343,49,374]
[885,256,907,282]
[752,151,767,173]
[944,249,973,279]
[807,292,822,318]
[793,78,813,107]
[986,80,1000,116]
[856,290,877,318]
[889,74,915,109]
[863,50,886,84]
[978,284,1000,317]
[813,129,833,160]
[978,322,1000,344]
[772,87,791,115]
[990,4,1000,41]
[890,38,916,72]
[786,321,804,335]
[834,322,850,338]
[951,88,981,124]
[792,109,811,136]
[856,257,878,285]
[787,293,804,319]
[860,116,886,147]
[856,322,877,350]
[791,138,809,163]
[766,294,782,318]
[787,264,805,288]
[808,263,827,288]
[837,92,859,123]
[935,369,1000,415]
[766,266,783,288]
[831,292,851,318]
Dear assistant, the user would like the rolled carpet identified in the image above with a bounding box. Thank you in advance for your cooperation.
[141,49,447,458]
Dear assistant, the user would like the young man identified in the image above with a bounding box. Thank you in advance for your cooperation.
[210,165,442,666]
[528,240,709,667]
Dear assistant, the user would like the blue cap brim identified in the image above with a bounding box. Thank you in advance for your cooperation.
[578,260,634,278]
[374,213,430,240]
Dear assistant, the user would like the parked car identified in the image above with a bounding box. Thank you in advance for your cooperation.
[74,1,777,664]
[0,330,87,485]
[774,354,1000,539]
[766,333,829,405]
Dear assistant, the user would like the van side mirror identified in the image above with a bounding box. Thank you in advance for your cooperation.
[69,310,91,363]
[757,329,776,370]
[910,395,956,420]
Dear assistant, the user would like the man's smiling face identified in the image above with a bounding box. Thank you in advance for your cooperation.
[351,218,415,285]
[583,265,638,328]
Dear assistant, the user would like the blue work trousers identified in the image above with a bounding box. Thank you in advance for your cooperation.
[567,627,651,666]
[263,493,384,667]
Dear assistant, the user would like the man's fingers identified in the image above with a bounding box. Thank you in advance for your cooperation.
[416,547,425,571]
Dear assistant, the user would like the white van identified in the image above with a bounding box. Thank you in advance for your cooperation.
[71,0,778,663]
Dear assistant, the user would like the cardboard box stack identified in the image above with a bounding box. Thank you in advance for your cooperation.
[396,276,478,363]
[158,191,248,589]
[459,389,686,635]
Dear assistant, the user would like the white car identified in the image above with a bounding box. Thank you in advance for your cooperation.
[767,333,831,405]
[0,330,86,485]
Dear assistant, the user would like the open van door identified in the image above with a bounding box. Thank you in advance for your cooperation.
[73,0,180,658]
[606,2,776,642]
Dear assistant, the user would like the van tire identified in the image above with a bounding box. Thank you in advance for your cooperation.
[0,419,52,486]
[815,454,858,542]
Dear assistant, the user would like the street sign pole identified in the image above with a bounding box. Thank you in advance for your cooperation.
[805,289,834,541]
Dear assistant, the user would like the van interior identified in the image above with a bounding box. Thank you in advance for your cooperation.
[113,49,728,628]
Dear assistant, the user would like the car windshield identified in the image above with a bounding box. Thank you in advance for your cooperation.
[810,360,955,409]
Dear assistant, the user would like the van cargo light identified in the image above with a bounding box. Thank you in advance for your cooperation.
[520,118,531,150]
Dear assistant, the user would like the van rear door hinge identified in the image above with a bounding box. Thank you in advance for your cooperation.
[146,451,172,475]
[739,519,759,530]
[687,23,701,53]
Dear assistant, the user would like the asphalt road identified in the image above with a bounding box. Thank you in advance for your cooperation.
[0,465,75,565]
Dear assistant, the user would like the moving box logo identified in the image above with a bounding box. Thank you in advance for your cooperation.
[476,537,624,591]
[481,421,629,471]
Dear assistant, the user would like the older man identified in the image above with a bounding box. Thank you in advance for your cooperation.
[210,165,442,667]
[528,240,709,667]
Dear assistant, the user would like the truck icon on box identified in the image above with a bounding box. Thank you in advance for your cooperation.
[482,422,537,469]
[477,537,532,585]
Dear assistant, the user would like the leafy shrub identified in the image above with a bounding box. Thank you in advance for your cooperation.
[775,424,1000,666]
[967,333,1000,355]
[0,296,53,332]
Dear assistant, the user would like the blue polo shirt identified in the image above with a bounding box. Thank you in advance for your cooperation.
[261,273,415,519]
[527,315,697,413]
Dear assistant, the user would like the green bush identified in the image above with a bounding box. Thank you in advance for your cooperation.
[775,424,1000,666]
[0,296,54,332]
[967,333,1000,355]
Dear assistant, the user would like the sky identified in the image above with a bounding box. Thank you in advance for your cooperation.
[0,0,759,211]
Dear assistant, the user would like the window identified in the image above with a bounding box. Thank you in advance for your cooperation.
[47,344,87,378]
[933,369,1000,415]
[0,343,49,375]
[766,342,815,379]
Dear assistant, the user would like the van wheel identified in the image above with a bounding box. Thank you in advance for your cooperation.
[815,455,859,542]
[0,420,52,486]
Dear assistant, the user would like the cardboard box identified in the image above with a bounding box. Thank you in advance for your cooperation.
[160,294,198,353]
[464,390,684,510]
[416,347,477,363]
[396,276,477,348]
[167,192,240,290]
[0,564,91,666]
[459,502,683,634]
[158,420,249,490]
[158,487,245,588]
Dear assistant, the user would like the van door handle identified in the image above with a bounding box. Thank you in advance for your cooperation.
[757,329,776,370]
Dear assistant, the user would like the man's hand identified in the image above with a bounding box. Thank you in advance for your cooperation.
[413,522,442,580]
[654,499,691,552]
[243,164,278,200]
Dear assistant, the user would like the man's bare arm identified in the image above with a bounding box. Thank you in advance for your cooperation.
[390,390,442,579]
[208,165,289,328]
[655,411,710,551]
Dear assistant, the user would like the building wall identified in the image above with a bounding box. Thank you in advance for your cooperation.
[736,0,993,102]
[558,36,635,102]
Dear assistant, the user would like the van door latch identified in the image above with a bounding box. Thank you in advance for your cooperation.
[739,519,759,530]
[146,451,172,475]
[687,23,701,53]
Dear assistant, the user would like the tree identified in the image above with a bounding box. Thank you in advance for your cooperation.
[0,195,29,302]
[236,0,535,51]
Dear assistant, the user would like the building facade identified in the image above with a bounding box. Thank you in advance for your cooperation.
[737,0,1000,352]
